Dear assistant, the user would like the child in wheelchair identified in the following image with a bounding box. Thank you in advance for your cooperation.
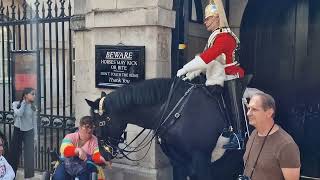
[51,116,111,180]
[49,151,107,180]
[0,131,15,180]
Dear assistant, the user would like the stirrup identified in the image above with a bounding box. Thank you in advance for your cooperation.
[221,127,233,137]
[223,133,244,150]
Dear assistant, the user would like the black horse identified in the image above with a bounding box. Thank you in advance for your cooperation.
[86,77,244,180]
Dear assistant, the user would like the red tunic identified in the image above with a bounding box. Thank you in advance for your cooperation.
[199,33,245,78]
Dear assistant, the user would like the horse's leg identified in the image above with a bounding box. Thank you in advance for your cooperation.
[161,142,189,180]
[211,150,244,180]
[172,164,188,180]
[191,151,211,180]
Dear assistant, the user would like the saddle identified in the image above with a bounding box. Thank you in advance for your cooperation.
[157,76,225,137]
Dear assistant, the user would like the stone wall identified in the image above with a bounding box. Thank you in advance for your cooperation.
[72,0,175,179]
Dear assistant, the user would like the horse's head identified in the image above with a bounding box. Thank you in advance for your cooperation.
[85,92,126,160]
[85,78,176,161]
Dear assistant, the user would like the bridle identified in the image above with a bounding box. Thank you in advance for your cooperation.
[95,114,125,159]
[95,77,197,161]
[95,97,156,160]
[96,96,134,159]
[98,97,106,116]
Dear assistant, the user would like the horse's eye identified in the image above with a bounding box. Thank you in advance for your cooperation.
[94,109,99,114]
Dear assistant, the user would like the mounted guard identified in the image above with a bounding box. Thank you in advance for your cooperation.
[177,0,248,154]
[85,1,254,179]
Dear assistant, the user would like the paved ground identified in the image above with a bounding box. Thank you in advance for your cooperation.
[16,169,44,180]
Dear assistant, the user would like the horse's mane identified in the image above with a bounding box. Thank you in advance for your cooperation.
[104,78,173,112]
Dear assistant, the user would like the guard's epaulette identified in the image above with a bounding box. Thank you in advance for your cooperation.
[205,27,240,51]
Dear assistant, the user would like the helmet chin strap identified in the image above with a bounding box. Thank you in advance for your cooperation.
[99,97,106,115]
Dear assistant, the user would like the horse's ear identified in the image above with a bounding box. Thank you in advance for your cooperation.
[101,91,107,97]
[85,99,96,108]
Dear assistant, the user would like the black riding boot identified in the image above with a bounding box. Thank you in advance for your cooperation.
[222,78,248,150]
[207,84,224,95]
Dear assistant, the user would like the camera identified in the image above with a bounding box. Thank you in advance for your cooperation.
[237,175,251,180]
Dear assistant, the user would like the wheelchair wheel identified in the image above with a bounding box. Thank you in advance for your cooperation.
[90,172,97,180]
[42,171,51,180]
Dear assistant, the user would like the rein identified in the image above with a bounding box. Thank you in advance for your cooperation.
[98,77,197,161]
[121,77,196,159]
[117,77,181,161]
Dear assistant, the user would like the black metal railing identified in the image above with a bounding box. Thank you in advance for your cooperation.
[0,0,74,171]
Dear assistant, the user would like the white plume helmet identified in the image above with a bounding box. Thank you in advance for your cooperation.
[205,0,229,28]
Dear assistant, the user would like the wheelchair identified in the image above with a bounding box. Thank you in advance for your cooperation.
[42,150,104,180]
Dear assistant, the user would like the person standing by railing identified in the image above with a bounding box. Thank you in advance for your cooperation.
[8,87,37,180]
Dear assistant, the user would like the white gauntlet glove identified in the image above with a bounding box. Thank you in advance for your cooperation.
[177,68,188,77]
[205,61,225,86]
[182,69,204,81]
[177,56,207,77]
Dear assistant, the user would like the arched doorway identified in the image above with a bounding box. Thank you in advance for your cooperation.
[240,0,320,177]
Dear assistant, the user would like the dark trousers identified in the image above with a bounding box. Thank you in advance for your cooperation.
[52,162,97,180]
[8,127,35,178]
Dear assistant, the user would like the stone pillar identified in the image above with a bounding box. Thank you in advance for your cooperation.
[71,0,175,179]
[229,0,248,37]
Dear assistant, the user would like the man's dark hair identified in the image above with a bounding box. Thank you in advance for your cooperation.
[79,116,94,127]
[254,92,276,118]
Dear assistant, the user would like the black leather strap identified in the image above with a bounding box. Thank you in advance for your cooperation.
[245,123,275,178]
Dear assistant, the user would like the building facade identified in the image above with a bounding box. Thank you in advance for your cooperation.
[0,0,319,179]
[72,0,320,179]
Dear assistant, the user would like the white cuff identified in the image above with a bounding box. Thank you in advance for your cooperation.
[183,56,207,72]
[183,69,205,81]
[205,61,226,86]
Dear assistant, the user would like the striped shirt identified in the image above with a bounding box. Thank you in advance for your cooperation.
[60,132,102,163]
